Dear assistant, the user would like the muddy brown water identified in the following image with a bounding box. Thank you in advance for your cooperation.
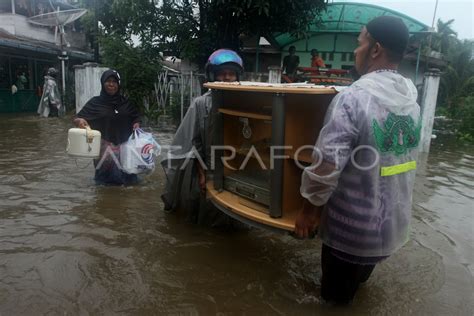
[0,114,472,315]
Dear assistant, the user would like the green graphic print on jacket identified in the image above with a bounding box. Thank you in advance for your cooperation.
[372,112,422,156]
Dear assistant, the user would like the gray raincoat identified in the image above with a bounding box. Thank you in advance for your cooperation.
[37,75,64,117]
[161,91,241,228]
[301,70,421,258]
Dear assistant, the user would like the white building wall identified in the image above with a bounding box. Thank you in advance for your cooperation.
[74,63,108,113]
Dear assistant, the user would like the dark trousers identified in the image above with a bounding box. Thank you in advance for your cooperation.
[321,244,376,304]
[49,105,58,117]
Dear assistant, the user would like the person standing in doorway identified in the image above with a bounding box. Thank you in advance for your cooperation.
[282,46,300,79]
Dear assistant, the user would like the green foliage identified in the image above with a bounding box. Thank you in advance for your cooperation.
[459,133,474,143]
[157,0,327,68]
[143,103,163,125]
[169,91,192,125]
[78,0,326,120]
[169,92,183,125]
[455,96,474,141]
[80,0,160,45]
[426,18,474,143]
[78,0,162,114]
[99,34,161,110]
[438,40,474,113]
[431,19,458,55]
[435,105,449,117]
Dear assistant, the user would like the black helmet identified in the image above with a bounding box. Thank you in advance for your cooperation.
[205,49,244,82]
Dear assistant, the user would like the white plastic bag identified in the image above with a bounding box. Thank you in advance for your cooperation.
[120,128,161,174]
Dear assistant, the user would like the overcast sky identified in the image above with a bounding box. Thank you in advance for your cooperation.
[334,0,474,39]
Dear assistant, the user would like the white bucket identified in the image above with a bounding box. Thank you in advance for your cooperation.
[67,127,101,158]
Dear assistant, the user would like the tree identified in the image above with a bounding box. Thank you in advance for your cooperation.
[80,0,327,69]
[438,40,474,112]
[99,34,162,108]
[77,0,327,108]
[157,0,327,68]
[432,19,458,55]
[436,38,474,141]
[79,0,162,108]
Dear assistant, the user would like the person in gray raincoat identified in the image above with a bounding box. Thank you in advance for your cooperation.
[37,67,64,117]
[161,49,245,228]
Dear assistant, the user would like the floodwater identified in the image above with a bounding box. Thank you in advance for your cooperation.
[0,114,472,315]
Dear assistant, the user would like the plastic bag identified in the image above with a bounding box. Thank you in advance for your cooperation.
[120,128,161,175]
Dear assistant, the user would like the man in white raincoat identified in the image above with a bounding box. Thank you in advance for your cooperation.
[37,67,64,117]
[294,16,421,304]
[161,49,245,228]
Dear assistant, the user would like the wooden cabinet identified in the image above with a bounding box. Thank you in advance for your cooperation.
[204,82,337,232]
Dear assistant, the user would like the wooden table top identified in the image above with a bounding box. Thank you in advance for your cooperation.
[204,81,340,95]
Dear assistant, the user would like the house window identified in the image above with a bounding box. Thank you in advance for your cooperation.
[32,0,55,16]
[11,58,31,90]
[341,53,347,62]
[0,1,12,13]
[15,0,32,16]
[349,53,355,61]
[329,53,334,61]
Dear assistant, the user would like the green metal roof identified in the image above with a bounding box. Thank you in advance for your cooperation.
[273,2,429,48]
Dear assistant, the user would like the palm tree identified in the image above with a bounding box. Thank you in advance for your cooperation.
[431,19,458,55]
[439,40,474,115]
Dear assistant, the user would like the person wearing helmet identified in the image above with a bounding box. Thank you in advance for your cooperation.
[204,49,244,82]
[37,67,65,117]
[161,49,245,228]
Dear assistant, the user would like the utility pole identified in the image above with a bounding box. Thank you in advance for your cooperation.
[94,0,100,62]
[426,0,439,68]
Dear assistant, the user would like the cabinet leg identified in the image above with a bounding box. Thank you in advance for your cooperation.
[270,93,285,218]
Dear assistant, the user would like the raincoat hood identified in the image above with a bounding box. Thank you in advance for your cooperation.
[352,70,418,115]
[44,75,56,81]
